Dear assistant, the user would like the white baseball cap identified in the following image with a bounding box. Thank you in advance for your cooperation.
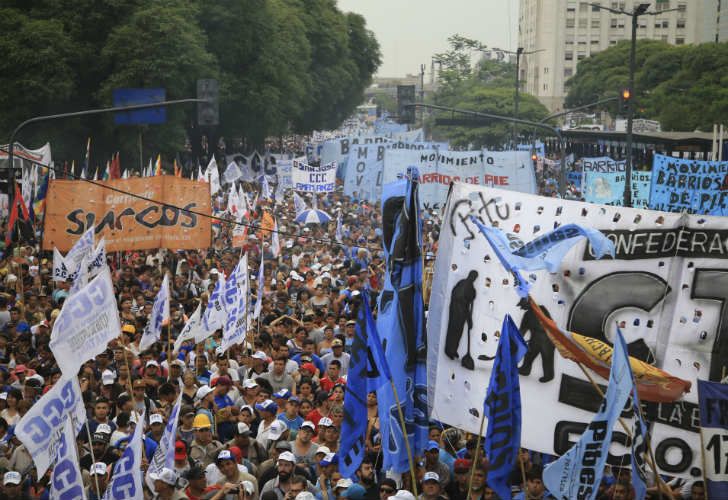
[146,360,159,368]
[195,385,214,401]
[3,471,21,485]
[96,423,112,435]
[252,351,268,361]
[392,491,417,500]
[149,467,177,486]
[316,446,331,455]
[335,478,354,490]
[268,420,288,440]
[318,417,333,427]
[301,421,316,431]
[150,413,164,425]
[101,370,115,386]
[90,462,108,476]
[243,379,259,389]
[423,471,440,483]
[278,451,296,463]
[296,492,316,500]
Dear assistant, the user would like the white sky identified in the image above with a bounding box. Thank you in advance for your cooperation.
[337,0,520,78]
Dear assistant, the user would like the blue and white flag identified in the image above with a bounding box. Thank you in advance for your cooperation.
[483,314,528,500]
[146,394,182,492]
[222,255,249,352]
[52,226,95,282]
[139,274,170,351]
[50,417,87,500]
[271,219,281,258]
[253,253,264,320]
[340,291,392,478]
[15,376,87,478]
[49,268,122,375]
[376,167,428,473]
[293,192,307,216]
[472,219,615,297]
[335,212,343,243]
[201,272,227,338]
[104,409,145,499]
[87,237,107,278]
[68,253,89,297]
[173,302,204,354]
[698,379,728,498]
[544,326,633,500]
[260,174,272,200]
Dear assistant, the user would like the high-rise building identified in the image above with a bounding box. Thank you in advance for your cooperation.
[518,0,719,112]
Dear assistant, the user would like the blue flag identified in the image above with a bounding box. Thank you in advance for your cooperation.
[483,314,528,500]
[103,410,145,499]
[614,327,649,500]
[543,327,633,500]
[340,291,391,478]
[471,218,615,297]
[376,167,428,473]
[698,379,728,499]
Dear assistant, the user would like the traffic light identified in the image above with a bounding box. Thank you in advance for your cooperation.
[397,85,416,124]
[197,79,219,126]
[618,88,631,116]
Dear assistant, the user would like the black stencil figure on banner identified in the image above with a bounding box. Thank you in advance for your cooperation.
[445,270,478,370]
[516,298,556,382]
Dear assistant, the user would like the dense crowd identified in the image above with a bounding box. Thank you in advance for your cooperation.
[0,140,707,500]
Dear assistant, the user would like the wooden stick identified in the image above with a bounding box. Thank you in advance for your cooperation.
[466,410,487,500]
[389,380,418,497]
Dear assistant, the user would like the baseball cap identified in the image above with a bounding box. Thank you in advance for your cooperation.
[300,362,316,373]
[423,471,440,483]
[296,493,316,500]
[145,360,159,368]
[392,491,416,500]
[13,365,26,374]
[195,385,214,401]
[121,324,136,334]
[243,379,259,389]
[300,421,316,432]
[101,370,115,386]
[90,462,108,476]
[92,432,110,444]
[268,420,288,440]
[278,451,296,463]
[252,351,268,361]
[217,450,235,462]
[236,422,251,436]
[174,441,187,461]
[343,484,367,500]
[425,440,439,452]
[332,339,343,347]
[453,458,472,473]
[215,346,226,359]
[150,413,164,425]
[149,467,177,486]
[255,399,278,413]
[3,471,21,485]
[273,389,291,400]
[316,446,331,456]
[335,479,354,490]
[96,423,112,436]
[319,452,338,467]
[318,417,334,428]
[275,441,293,452]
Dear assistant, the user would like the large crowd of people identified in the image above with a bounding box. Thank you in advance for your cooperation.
[0,136,706,500]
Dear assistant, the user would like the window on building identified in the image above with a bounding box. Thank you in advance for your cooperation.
[591,39,600,44]
[564,68,574,77]
[579,2,588,12]
[656,0,670,11]
[543,83,548,91]
[677,3,686,12]
[676,37,685,44]
[610,39,618,45]
[544,67,549,74]
[591,19,600,28]
[579,18,588,28]
[577,53,586,60]
[676,19,686,28]
[661,35,669,42]
[566,19,576,28]
[610,18,618,28]
[567,7,576,13]
[565,51,574,60]
[591,2,601,12]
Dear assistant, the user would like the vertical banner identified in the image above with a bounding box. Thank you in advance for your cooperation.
[698,379,728,498]
[343,144,386,202]
[649,154,728,215]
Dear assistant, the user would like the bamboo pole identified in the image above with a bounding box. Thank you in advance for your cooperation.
[466,411,487,500]
[389,380,418,497]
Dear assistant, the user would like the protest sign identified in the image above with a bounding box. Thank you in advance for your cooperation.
[698,379,728,498]
[428,183,728,477]
[15,376,86,478]
[292,159,337,193]
[319,135,391,171]
[631,171,652,208]
[43,176,211,252]
[382,149,536,211]
[583,171,652,207]
[649,154,728,215]
[343,144,386,202]
[0,142,53,166]
[49,268,122,376]
[581,156,626,173]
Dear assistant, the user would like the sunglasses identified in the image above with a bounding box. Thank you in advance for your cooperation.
[380,488,395,494]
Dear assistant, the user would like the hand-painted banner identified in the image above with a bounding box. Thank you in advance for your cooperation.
[649,154,728,215]
[42,176,211,252]
[292,160,337,192]
[581,156,626,173]
[583,171,652,207]
[49,268,122,375]
[698,379,728,498]
[15,376,86,478]
[427,183,728,478]
[319,135,391,172]
[343,144,385,202]
[382,149,536,211]
[0,142,53,166]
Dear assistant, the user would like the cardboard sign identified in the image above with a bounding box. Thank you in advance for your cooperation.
[428,183,728,478]
[42,176,211,252]
[649,154,728,215]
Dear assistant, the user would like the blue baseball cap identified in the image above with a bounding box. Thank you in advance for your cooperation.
[425,440,440,451]
[255,399,278,413]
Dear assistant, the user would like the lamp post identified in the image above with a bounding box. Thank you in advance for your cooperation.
[589,2,678,206]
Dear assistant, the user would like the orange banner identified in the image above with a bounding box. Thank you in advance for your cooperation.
[42,176,211,252]
[529,297,691,403]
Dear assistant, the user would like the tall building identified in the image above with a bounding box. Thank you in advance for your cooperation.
[518,0,718,112]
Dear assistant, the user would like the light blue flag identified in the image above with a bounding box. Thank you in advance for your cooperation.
[472,218,615,297]
[50,416,87,500]
[340,291,391,478]
[483,315,528,500]
[543,325,633,500]
[615,326,649,500]
[139,274,170,351]
[104,409,145,499]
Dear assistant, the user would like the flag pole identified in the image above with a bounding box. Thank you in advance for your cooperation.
[79,374,102,495]
[466,411,487,500]
[389,380,418,497]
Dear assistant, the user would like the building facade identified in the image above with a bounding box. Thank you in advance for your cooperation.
[518,0,719,112]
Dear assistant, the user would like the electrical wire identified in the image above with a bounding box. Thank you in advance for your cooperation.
[5,158,391,253]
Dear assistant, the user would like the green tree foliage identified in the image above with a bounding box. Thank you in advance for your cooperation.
[565,40,728,131]
[0,0,380,163]
[430,36,549,148]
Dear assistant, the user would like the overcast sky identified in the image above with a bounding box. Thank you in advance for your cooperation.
[337,0,519,78]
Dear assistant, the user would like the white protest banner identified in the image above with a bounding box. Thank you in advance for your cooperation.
[428,183,727,478]
[274,158,296,199]
[383,149,536,211]
[103,409,145,500]
[173,302,203,354]
[0,142,53,167]
[203,156,221,195]
[581,156,626,173]
[343,144,386,202]
[49,268,122,374]
[319,135,391,170]
[292,159,337,193]
[139,274,170,351]
[50,417,87,500]
[145,394,182,492]
[222,255,249,352]
[15,376,86,478]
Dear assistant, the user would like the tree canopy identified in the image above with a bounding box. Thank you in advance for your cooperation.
[565,40,728,132]
[430,35,549,149]
[0,0,380,164]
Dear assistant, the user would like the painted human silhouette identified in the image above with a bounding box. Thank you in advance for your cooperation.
[516,298,556,382]
[445,270,478,369]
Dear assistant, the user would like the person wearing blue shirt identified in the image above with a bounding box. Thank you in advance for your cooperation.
[213,376,236,442]
[292,340,325,373]
[278,396,304,436]
[513,466,552,500]
[144,413,166,459]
